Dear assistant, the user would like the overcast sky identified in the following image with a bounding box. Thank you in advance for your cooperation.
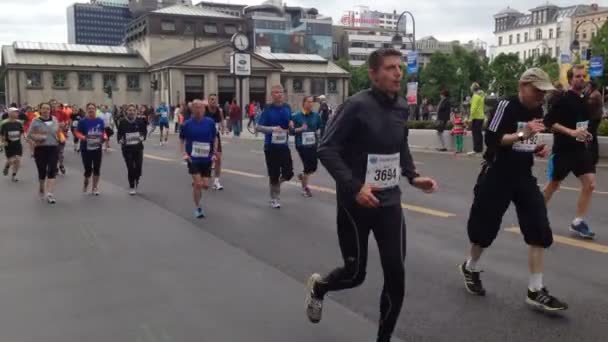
[0,0,599,47]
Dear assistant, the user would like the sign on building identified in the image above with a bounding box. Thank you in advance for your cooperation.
[231,53,251,76]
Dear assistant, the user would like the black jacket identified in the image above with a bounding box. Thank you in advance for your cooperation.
[318,87,418,206]
[117,117,147,150]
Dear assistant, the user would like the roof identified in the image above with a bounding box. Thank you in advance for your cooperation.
[279,61,349,76]
[152,4,240,18]
[498,5,591,31]
[12,42,136,55]
[2,44,147,69]
[255,52,327,63]
[495,7,522,16]
[196,1,247,8]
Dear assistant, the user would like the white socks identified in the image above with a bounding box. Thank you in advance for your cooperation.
[573,217,584,225]
[529,273,543,291]
[465,257,478,272]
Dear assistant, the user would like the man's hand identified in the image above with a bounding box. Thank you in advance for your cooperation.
[525,119,545,139]
[356,184,381,208]
[212,152,218,162]
[534,143,550,158]
[182,153,191,163]
[570,128,592,141]
[272,126,286,133]
[412,177,438,194]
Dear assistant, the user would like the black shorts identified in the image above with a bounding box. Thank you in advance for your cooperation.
[104,127,114,138]
[159,121,169,129]
[5,145,23,159]
[297,147,318,174]
[467,165,553,249]
[187,161,212,177]
[548,151,595,182]
[216,132,222,153]
[264,145,294,184]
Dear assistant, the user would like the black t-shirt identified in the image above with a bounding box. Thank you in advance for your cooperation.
[206,106,222,123]
[70,113,83,130]
[484,96,542,173]
[1,121,24,148]
[544,90,590,153]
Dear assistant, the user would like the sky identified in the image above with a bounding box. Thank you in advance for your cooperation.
[0,0,600,47]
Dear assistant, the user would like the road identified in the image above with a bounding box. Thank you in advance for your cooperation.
[0,133,607,342]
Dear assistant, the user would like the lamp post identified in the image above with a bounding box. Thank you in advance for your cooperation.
[391,10,416,52]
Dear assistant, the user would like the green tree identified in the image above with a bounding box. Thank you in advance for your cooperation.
[349,63,371,95]
[419,52,458,103]
[590,21,608,86]
[489,53,524,96]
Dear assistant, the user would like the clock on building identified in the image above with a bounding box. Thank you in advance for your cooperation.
[231,32,250,52]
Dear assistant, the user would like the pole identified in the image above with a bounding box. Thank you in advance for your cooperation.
[239,76,244,134]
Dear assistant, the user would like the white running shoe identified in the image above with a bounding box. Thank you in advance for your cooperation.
[305,273,324,323]
[270,199,281,209]
[129,188,137,196]
[213,179,224,190]
[46,193,56,204]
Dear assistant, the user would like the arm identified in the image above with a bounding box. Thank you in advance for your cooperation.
[401,127,419,184]
[219,108,226,134]
[116,121,124,144]
[255,108,274,134]
[74,121,86,141]
[140,119,148,140]
[179,124,188,160]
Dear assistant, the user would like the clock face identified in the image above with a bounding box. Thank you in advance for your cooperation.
[233,33,249,51]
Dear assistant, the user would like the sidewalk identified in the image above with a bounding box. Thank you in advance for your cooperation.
[0,168,391,342]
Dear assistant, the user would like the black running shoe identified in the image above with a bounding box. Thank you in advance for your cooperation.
[59,165,66,175]
[459,262,486,296]
[526,287,568,311]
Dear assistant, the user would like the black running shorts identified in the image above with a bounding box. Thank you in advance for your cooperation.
[548,151,595,182]
[297,147,318,174]
[187,161,212,177]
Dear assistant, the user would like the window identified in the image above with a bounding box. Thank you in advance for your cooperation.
[498,36,503,46]
[582,31,587,39]
[556,46,560,57]
[548,48,552,57]
[161,20,176,32]
[311,79,325,95]
[293,78,304,93]
[127,74,140,90]
[224,24,237,35]
[78,73,93,89]
[524,32,528,42]
[26,71,42,88]
[516,34,520,43]
[103,74,117,89]
[204,24,218,33]
[549,29,554,39]
[535,28,542,40]
[524,50,527,59]
[52,72,68,88]
[509,35,513,45]
[184,22,194,34]
[328,79,338,94]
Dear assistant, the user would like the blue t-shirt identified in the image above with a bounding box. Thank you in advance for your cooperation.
[258,104,291,147]
[156,105,170,123]
[180,117,216,164]
[291,111,322,148]
[77,118,105,151]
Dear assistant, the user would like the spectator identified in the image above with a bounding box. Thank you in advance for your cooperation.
[420,97,431,121]
[468,82,486,156]
[318,95,331,136]
[586,80,603,165]
[435,89,451,152]
[229,99,242,137]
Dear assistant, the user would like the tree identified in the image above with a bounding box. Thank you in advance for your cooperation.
[489,53,524,96]
[590,21,608,87]
[419,52,458,103]
[349,63,371,95]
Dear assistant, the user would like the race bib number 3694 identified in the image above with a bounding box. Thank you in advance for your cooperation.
[365,153,400,189]
[271,131,287,144]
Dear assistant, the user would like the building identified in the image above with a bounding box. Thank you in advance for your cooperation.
[244,0,333,60]
[339,6,406,31]
[1,42,150,106]
[572,3,608,55]
[67,2,132,46]
[129,0,193,17]
[489,4,598,62]
[196,1,247,18]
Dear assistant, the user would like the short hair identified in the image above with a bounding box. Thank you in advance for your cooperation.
[86,102,97,109]
[367,48,403,71]
[567,64,585,83]
[302,96,313,105]
[440,89,450,97]
[208,94,217,98]
[271,84,284,91]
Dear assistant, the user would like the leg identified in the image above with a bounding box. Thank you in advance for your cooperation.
[34,148,47,195]
[57,142,65,167]
[45,147,59,195]
[279,147,294,183]
[92,150,102,191]
[543,180,561,203]
[192,174,204,207]
[473,119,483,153]
[543,153,568,204]
[264,148,281,200]
[576,173,596,218]
[12,156,21,175]
[134,149,144,183]
[122,149,135,188]
[372,206,406,342]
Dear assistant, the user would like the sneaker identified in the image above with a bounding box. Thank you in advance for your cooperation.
[305,273,324,323]
[59,165,66,175]
[92,188,100,196]
[194,207,205,219]
[459,262,486,296]
[466,151,478,156]
[46,193,56,204]
[11,174,18,182]
[302,187,312,197]
[570,221,596,239]
[270,199,281,209]
[129,188,137,196]
[213,180,224,191]
[2,166,8,176]
[436,148,448,152]
[526,287,568,311]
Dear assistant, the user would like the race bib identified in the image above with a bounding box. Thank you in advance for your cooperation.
[513,122,541,152]
[365,153,400,189]
[72,121,79,128]
[191,141,211,158]
[302,132,316,146]
[125,132,141,145]
[8,131,21,142]
[87,136,102,150]
[271,131,287,144]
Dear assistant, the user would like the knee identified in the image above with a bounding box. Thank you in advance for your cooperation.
[583,180,596,193]
[344,258,366,287]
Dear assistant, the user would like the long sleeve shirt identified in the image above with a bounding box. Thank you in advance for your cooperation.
[117,117,147,150]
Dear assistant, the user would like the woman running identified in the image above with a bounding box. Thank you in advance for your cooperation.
[117,104,147,195]
[74,103,106,196]
[27,102,60,204]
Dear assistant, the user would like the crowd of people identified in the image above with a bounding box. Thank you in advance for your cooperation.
[0,46,602,342]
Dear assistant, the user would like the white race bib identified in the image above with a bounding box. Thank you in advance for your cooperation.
[72,121,79,128]
[513,122,541,152]
[87,136,101,150]
[302,132,316,146]
[125,132,141,145]
[8,131,21,142]
[191,141,211,158]
[365,153,400,189]
[271,131,287,144]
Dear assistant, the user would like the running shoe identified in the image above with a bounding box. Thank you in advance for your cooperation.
[270,199,281,209]
[11,174,18,182]
[194,207,205,219]
[570,221,595,239]
[46,193,56,204]
[526,287,568,311]
[302,187,312,197]
[129,188,137,196]
[213,179,224,191]
[459,262,486,296]
[305,273,324,323]
[59,165,66,175]
[2,166,8,176]
[92,188,100,196]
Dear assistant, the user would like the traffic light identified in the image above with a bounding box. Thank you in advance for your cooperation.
[586,48,592,61]
[104,84,112,98]
[151,79,159,90]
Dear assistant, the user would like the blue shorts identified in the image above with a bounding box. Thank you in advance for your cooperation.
[159,120,169,129]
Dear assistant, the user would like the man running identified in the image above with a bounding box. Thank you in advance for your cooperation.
[70,108,84,152]
[543,65,596,239]
[290,95,322,197]
[305,49,438,342]
[156,102,170,146]
[101,105,114,151]
[180,99,218,219]
[256,85,294,209]
[460,68,568,312]
[51,100,70,175]
[1,107,24,182]
[117,104,147,195]
[206,94,226,190]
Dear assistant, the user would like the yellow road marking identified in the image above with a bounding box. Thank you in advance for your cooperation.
[505,227,608,254]
[144,154,174,162]
[223,169,265,178]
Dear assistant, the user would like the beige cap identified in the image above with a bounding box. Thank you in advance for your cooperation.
[7,107,19,112]
[520,68,555,91]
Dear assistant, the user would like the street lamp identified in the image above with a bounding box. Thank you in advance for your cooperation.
[570,19,600,59]
[570,39,581,56]
[391,34,403,50]
[392,10,416,52]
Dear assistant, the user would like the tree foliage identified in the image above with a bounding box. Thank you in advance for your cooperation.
[590,21,608,87]
[489,53,525,96]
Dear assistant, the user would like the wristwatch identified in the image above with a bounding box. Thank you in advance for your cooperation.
[517,131,525,142]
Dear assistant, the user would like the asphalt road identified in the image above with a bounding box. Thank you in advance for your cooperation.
[0,133,607,342]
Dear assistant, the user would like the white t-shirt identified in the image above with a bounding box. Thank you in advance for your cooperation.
[101,112,113,127]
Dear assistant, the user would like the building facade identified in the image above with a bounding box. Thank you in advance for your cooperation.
[489,4,598,61]
[129,0,193,17]
[67,2,132,46]
[572,4,608,54]
[339,6,406,31]
[196,1,247,18]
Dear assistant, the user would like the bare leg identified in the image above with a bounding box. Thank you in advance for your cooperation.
[46,178,55,195]
[301,173,310,189]
[92,175,100,191]
[543,180,561,204]
[12,157,20,174]
[576,173,595,218]
[466,243,484,270]
[83,177,90,193]
[214,153,222,178]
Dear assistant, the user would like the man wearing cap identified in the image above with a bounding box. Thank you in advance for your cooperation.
[0,107,24,182]
[459,68,568,312]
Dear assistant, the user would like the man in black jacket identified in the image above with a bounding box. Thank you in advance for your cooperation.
[304,48,438,342]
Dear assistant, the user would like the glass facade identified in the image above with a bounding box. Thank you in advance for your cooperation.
[252,18,333,59]
[73,4,131,46]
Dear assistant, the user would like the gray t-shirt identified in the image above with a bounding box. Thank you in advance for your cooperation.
[27,117,60,146]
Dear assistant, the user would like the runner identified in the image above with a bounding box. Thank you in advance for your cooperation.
[70,108,84,152]
[304,49,438,342]
[206,94,225,190]
[179,99,218,218]
[543,65,597,239]
[101,106,114,151]
[27,102,60,204]
[460,68,568,312]
[1,107,24,182]
[75,103,106,196]
[155,102,170,146]
[51,101,70,175]
[255,85,294,209]
[117,104,147,195]
[290,95,322,197]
